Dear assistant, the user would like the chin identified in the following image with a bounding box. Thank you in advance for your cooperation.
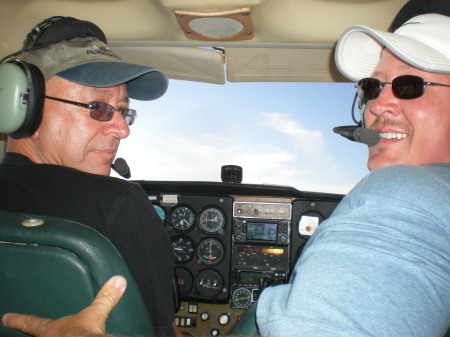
[368,158,398,171]
[94,167,111,176]
[77,163,110,176]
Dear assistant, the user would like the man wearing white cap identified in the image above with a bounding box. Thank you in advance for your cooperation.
[256,13,450,337]
[3,13,450,337]
[0,17,181,337]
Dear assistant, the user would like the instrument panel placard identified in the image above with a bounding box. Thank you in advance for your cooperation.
[233,202,292,219]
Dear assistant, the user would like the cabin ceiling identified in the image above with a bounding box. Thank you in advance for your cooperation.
[1,0,408,84]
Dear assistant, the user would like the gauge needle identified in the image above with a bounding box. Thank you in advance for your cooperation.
[209,245,213,258]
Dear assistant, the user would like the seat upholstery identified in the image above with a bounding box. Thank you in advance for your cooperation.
[229,302,259,336]
[0,210,155,337]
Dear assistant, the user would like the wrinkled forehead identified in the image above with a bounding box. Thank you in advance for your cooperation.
[45,75,130,103]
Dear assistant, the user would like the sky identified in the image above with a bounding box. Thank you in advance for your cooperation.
[114,80,369,195]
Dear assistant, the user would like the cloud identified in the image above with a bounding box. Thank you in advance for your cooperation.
[116,127,357,194]
[118,127,295,182]
[259,111,327,161]
[115,103,364,194]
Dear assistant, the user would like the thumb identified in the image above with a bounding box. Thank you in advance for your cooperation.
[81,275,127,324]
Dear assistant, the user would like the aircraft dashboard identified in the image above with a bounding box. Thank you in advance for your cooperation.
[139,181,343,337]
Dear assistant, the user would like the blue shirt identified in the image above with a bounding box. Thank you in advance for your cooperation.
[257,164,450,337]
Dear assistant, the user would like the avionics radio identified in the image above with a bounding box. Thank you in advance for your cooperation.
[230,201,291,308]
[230,245,290,309]
[232,201,291,245]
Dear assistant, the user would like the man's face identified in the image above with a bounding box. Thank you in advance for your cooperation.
[364,50,450,170]
[33,76,130,175]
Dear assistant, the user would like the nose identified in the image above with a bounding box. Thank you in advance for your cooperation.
[105,110,130,139]
[367,83,400,120]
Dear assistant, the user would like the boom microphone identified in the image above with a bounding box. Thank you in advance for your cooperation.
[111,157,131,179]
[333,126,380,146]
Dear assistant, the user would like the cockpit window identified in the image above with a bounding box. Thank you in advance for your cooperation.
[116,80,368,194]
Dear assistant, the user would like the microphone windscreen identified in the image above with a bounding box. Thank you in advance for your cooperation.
[353,128,380,147]
[112,157,131,179]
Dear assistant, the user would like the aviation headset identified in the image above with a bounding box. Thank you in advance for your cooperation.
[0,16,107,139]
[349,92,367,127]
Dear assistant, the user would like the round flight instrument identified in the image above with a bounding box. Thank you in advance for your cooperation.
[172,236,195,263]
[175,267,193,296]
[170,206,195,231]
[194,269,223,298]
[197,238,224,265]
[232,287,252,308]
[198,207,225,234]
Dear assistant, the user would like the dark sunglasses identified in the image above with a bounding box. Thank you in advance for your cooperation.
[45,96,137,125]
[357,75,450,101]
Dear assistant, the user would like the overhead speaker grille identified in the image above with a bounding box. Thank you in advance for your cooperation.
[175,8,254,41]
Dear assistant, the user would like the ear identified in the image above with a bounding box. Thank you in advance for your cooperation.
[30,129,39,140]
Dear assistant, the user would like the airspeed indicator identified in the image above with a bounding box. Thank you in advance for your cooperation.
[171,206,195,231]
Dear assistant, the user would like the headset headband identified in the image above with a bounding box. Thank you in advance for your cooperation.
[25,16,107,50]
[1,16,107,63]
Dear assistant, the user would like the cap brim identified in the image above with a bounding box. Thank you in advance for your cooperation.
[58,62,168,101]
[335,16,450,81]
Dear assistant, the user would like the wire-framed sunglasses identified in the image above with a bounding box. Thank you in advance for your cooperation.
[45,96,137,126]
[357,75,450,101]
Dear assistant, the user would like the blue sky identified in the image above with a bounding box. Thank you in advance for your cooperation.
[114,80,369,195]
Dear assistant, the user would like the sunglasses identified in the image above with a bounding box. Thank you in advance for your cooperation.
[357,75,450,101]
[45,96,137,126]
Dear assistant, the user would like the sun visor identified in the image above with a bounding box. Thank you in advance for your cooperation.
[225,47,349,83]
[112,46,225,84]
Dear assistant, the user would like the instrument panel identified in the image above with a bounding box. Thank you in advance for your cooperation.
[141,181,343,337]
[150,195,233,303]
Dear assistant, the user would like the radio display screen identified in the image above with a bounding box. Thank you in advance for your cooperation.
[246,222,277,241]
[239,271,273,284]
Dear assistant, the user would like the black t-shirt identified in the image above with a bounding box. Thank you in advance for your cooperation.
[0,152,175,337]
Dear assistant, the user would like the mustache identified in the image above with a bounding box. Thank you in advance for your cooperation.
[94,139,121,152]
[367,118,412,133]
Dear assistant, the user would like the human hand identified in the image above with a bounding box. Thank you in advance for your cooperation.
[2,275,127,337]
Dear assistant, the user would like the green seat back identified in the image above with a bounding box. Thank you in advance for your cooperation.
[0,210,155,337]
[229,302,259,336]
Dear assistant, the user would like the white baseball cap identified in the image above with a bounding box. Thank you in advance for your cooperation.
[335,14,450,82]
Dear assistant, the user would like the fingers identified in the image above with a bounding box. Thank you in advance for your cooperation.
[173,322,185,337]
[2,275,127,337]
[2,313,53,335]
[82,275,127,324]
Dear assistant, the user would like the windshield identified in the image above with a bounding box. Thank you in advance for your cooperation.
[115,80,368,194]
